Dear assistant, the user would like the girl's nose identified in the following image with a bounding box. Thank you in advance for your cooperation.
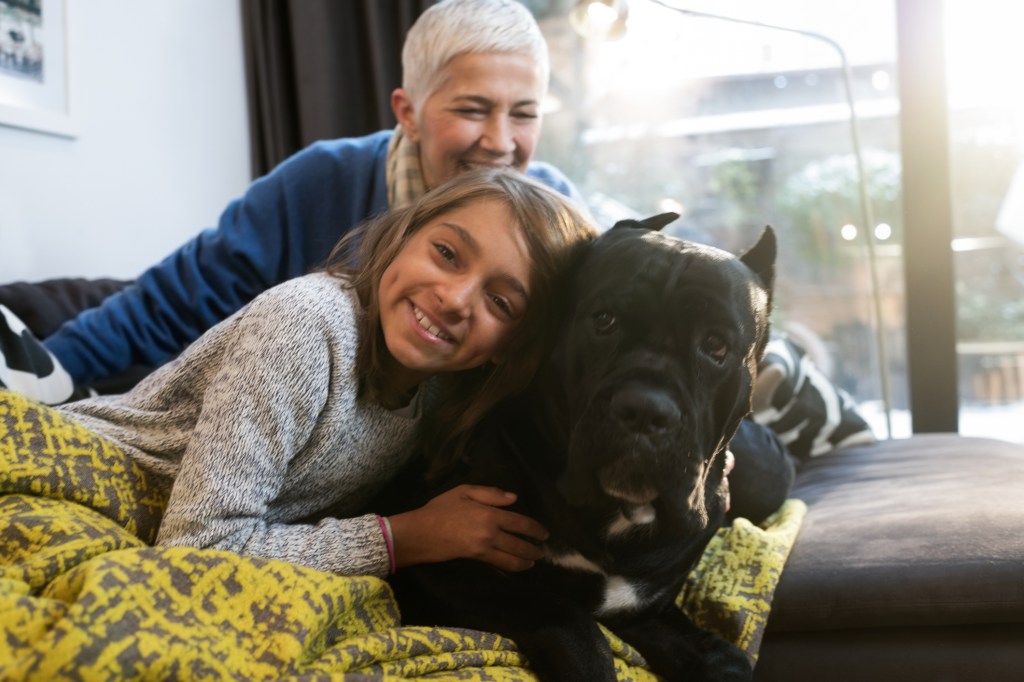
[437,279,476,319]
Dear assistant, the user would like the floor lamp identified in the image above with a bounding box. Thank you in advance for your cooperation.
[570,0,895,438]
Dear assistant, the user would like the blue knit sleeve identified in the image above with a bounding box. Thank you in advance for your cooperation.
[44,133,392,385]
[526,160,586,207]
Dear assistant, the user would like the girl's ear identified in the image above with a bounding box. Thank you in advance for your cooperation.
[391,88,421,142]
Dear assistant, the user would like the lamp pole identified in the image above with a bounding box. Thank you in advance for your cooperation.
[645,0,895,437]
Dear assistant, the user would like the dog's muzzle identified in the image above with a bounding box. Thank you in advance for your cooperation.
[609,384,681,442]
[558,381,691,508]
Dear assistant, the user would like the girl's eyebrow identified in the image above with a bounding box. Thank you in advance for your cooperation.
[440,222,530,301]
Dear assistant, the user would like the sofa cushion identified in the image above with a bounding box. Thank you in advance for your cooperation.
[0,278,153,396]
[0,278,132,338]
[766,434,1024,632]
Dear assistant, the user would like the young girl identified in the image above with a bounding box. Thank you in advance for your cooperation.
[51,169,596,578]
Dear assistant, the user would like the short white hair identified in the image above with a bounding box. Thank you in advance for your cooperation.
[402,0,550,110]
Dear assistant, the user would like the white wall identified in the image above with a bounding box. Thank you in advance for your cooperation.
[0,1,251,281]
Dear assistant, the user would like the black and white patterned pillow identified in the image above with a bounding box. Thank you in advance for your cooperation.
[0,305,89,404]
[752,336,875,459]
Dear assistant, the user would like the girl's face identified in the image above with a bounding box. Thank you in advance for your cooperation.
[395,51,543,190]
[378,197,532,390]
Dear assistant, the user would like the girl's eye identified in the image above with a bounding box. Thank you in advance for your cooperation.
[434,243,456,263]
[490,295,514,319]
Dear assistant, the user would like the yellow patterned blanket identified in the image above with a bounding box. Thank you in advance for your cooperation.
[0,391,805,680]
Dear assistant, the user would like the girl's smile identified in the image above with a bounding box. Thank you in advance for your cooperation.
[412,303,455,344]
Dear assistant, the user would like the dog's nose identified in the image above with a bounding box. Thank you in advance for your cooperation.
[610,387,681,436]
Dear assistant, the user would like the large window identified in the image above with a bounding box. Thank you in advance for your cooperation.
[531,0,1023,443]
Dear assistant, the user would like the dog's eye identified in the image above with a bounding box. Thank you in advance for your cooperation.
[593,310,618,335]
[702,334,728,362]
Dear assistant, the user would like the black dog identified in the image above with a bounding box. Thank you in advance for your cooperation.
[389,215,777,681]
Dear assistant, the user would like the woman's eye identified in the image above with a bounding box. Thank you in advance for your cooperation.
[593,310,618,335]
[454,108,487,118]
[512,110,539,120]
[702,334,729,362]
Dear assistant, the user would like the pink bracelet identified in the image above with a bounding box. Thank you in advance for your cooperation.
[376,515,396,574]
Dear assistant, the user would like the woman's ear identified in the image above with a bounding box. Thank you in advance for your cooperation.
[391,88,421,142]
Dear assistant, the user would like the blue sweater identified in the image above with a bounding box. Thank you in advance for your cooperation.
[45,130,581,384]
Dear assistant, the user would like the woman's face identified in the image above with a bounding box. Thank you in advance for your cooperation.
[396,51,544,190]
[378,197,532,390]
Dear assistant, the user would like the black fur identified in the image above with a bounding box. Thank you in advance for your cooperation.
[389,220,776,682]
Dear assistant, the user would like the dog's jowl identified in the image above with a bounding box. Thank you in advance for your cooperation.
[389,214,777,682]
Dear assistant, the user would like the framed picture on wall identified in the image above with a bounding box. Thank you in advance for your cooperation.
[0,0,75,137]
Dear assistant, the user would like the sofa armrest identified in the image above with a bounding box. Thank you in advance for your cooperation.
[756,434,1024,681]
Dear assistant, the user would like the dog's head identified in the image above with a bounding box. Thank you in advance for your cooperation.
[544,213,775,531]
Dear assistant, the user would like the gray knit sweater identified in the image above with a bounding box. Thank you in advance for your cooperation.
[61,273,420,578]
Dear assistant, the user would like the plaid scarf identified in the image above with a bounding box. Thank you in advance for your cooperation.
[386,126,427,209]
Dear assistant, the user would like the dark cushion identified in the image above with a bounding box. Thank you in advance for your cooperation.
[0,278,132,338]
[767,434,1024,632]
[755,434,1024,681]
[0,278,154,395]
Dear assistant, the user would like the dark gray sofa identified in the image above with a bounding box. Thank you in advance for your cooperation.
[756,433,1024,681]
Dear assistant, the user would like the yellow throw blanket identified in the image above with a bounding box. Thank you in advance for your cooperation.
[0,390,805,680]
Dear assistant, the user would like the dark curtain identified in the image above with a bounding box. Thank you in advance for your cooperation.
[241,0,436,178]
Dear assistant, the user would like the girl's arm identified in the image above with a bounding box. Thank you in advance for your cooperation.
[155,279,398,577]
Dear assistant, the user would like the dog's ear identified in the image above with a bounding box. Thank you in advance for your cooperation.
[740,225,776,294]
[741,226,777,362]
[609,212,679,233]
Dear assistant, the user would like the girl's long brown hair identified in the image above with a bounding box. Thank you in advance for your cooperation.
[323,169,596,473]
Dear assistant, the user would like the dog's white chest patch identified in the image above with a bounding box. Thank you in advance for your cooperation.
[597,576,643,616]
[546,550,604,575]
[545,550,648,616]
[605,504,657,538]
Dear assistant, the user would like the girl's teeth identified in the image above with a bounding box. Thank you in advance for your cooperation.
[414,307,450,341]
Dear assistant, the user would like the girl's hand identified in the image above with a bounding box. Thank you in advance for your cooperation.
[388,484,549,572]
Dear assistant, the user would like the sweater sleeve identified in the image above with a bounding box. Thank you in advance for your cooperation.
[526,160,587,207]
[43,133,392,386]
[154,282,391,577]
